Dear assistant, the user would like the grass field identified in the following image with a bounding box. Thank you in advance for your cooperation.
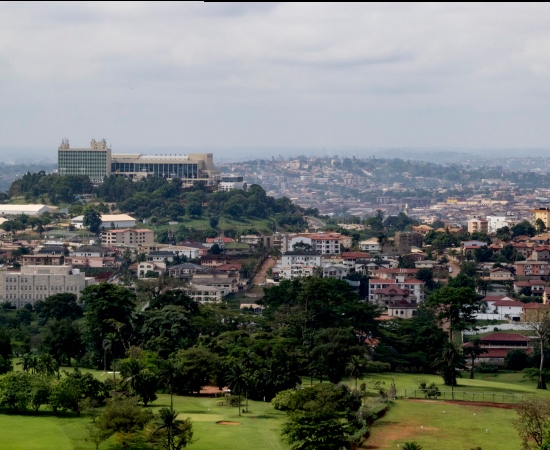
[0,369,547,449]
[0,393,289,450]
[363,399,521,450]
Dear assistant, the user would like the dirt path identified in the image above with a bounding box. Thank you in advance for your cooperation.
[252,256,276,285]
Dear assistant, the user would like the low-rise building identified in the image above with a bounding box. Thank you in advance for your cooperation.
[0,265,95,308]
[102,228,154,246]
[514,261,548,277]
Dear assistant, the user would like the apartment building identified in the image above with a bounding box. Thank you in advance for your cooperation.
[102,228,154,246]
[514,261,548,277]
[0,265,95,308]
[368,278,425,306]
[531,208,550,229]
[467,218,489,234]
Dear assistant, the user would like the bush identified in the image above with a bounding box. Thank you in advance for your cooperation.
[417,381,441,399]
[475,362,499,373]
[505,349,529,371]
[272,389,294,411]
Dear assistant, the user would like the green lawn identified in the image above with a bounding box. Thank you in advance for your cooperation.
[0,393,289,450]
[2,369,549,449]
[364,399,521,450]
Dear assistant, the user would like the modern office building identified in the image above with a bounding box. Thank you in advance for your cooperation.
[58,138,111,184]
[58,139,220,186]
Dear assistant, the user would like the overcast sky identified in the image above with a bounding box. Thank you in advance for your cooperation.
[2,2,550,158]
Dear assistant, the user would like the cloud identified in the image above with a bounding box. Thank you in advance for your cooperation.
[1,3,550,151]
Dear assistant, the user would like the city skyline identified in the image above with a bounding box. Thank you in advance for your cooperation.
[2,3,550,155]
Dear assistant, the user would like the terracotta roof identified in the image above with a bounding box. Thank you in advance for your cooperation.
[476,348,533,358]
[216,263,243,271]
[481,332,531,342]
[492,300,525,307]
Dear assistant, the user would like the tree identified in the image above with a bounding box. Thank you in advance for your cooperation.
[209,243,221,255]
[95,397,152,449]
[434,342,466,390]
[280,384,364,450]
[225,362,248,416]
[0,330,12,374]
[463,339,488,379]
[41,319,83,366]
[82,284,136,368]
[83,205,102,233]
[209,216,219,229]
[513,397,550,449]
[146,407,194,450]
[426,286,479,340]
[511,220,536,238]
[505,349,529,371]
[523,307,550,389]
[186,200,202,218]
[537,218,547,233]
[346,355,368,392]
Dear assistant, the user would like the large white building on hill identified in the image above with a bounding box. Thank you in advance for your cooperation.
[58,139,220,186]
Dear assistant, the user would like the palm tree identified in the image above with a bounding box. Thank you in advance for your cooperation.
[20,353,32,372]
[226,362,248,417]
[159,359,179,408]
[150,407,193,450]
[121,358,142,394]
[38,353,59,377]
[346,355,368,392]
[403,442,423,450]
[463,339,488,379]
[434,342,466,399]
[102,332,117,379]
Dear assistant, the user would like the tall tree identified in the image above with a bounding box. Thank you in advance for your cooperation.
[523,307,550,389]
[83,205,102,233]
[426,286,479,340]
[463,339,488,379]
[82,284,136,368]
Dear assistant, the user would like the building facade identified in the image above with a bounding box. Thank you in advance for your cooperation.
[58,139,111,184]
[0,265,95,308]
[58,139,220,186]
[102,228,154,246]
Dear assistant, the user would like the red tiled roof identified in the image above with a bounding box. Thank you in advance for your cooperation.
[492,300,525,307]
[481,332,531,342]
[216,263,243,271]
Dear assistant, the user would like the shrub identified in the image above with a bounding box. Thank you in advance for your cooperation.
[475,362,499,373]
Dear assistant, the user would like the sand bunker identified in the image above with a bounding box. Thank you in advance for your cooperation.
[216,421,241,425]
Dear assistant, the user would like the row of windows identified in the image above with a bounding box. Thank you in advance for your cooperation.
[112,162,199,178]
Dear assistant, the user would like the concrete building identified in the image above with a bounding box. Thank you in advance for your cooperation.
[102,228,154,246]
[281,251,322,267]
[72,214,136,229]
[531,208,550,229]
[394,231,423,248]
[467,218,488,234]
[219,176,246,192]
[58,139,220,186]
[58,138,111,184]
[0,265,95,308]
[0,204,55,217]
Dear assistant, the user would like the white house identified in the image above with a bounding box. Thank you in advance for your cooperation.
[281,251,322,267]
[360,238,381,253]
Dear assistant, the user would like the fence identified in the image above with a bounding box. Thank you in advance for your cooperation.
[399,389,527,404]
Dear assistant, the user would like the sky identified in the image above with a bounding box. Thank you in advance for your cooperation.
[2,2,550,160]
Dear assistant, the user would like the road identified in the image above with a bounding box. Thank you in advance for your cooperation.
[305,216,326,230]
[252,256,277,286]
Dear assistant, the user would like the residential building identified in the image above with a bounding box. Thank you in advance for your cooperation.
[531,208,550,229]
[467,218,489,234]
[289,232,344,255]
[281,251,322,267]
[462,332,533,365]
[514,261,548,277]
[137,262,166,279]
[359,238,381,253]
[71,245,114,257]
[394,231,423,248]
[22,254,65,266]
[102,228,154,246]
[387,302,418,319]
[0,265,95,308]
[368,278,425,306]
[168,263,205,280]
[185,285,225,303]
